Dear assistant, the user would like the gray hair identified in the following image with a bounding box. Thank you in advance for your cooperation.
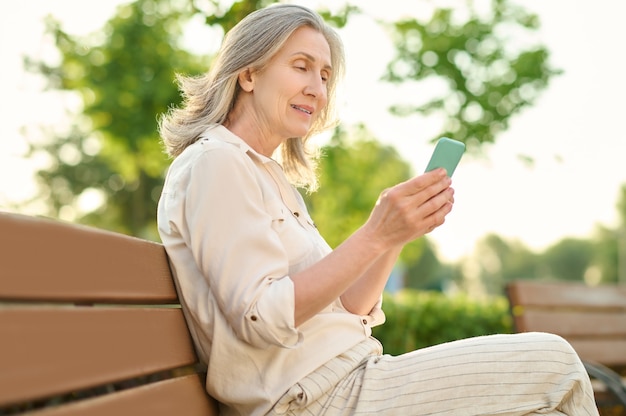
[158,4,345,190]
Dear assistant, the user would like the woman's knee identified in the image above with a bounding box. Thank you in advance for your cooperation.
[517,331,586,371]
[522,331,576,352]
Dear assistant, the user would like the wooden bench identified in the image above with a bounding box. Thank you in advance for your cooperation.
[0,212,220,415]
[506,279,626,412]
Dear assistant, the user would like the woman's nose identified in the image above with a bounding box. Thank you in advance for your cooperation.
[304,76,325,100]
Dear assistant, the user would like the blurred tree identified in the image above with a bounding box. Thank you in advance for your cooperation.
[591,184,626,284]
[615,184,626,284]
[24,0,358,239]
[384,0,560,150]
[618,185,626,225]
[467,233,540,295]
[195,0,273,32]
[459,183,626,289]
[304,125,432,274]
[591,225,618,284]
[306,125,412,249]
[194,0,358,32]
[403,238,448,291]
[26,0,208,238]
[541,238,594,282]
[616,184,626,283]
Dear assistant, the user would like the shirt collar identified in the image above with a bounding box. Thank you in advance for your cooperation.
[202,124,275,165]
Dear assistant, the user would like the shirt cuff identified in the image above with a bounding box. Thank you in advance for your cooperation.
[244,276,302,348]
[368,297,386,327]
[335,295,386,328]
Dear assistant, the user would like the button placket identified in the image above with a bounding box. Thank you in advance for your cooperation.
[264,162,312,229]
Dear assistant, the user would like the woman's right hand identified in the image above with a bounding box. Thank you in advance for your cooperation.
[363,167,455,250]
[292,168,454,325]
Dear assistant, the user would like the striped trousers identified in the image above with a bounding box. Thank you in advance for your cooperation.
[269,332,599,416]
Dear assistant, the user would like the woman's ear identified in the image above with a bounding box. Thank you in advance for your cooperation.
[238,68,255,92]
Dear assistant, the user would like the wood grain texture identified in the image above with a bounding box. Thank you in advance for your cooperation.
[0,212,177,303]
[507,280,626,366]
[30,375,218,416]
[0,306,197,406]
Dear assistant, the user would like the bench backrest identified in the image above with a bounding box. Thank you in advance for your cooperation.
[0,212,219,415]
[506,279,626,368]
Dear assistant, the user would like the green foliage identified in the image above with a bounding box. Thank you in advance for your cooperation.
[592,225,620,284]
[548,189,626,286]
[383,0,560,149]
[26,0,206,238]
[317,4,361,28]
[22,0,368,240]
[617,185,626,227]
[541,238,594,282]
[373,289,512,356]
[461,210,626,291]
[197,0,277,33]
[403,238,448,290]
[305,125,412,249]
[198,0,359,30]
[469,233,541,294]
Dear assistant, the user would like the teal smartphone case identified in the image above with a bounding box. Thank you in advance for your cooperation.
[425,137,465,177]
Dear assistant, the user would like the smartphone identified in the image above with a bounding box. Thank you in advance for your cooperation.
[424,137,465,177]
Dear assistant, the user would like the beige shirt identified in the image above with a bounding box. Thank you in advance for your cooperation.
[157,125,385,416]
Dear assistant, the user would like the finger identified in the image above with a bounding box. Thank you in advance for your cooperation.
[423,198,454,234]
[399,168,448,196]
[417,187,454,219]
[411,175,452,208]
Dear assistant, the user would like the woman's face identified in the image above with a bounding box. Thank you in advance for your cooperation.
[237,26,332,151]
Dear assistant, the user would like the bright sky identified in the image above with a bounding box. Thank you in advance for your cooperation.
[1,1,625,261]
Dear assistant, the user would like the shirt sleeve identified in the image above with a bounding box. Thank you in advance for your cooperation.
[181,143,301,349]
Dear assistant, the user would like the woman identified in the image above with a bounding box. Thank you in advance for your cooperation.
[157,4,599,416]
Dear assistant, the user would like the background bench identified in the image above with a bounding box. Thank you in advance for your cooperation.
[506,279,626,414]
[0,212,220,415]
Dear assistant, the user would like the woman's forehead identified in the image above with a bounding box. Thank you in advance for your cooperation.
[279,26,332,67]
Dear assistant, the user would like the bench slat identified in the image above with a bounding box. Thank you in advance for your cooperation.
[568,339,626,367]
[507,280,626,309]
[513,310,626,337]
[507,280,626,368]
[0,307,198,407]
[29,375,218,416]
[0,212,177,303]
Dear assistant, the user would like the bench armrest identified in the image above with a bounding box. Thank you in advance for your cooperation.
[583,360,626,406]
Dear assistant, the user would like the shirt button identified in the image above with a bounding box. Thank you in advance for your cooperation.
[251,315,258,321]
[293,212,300,217]
[362,319,368,325]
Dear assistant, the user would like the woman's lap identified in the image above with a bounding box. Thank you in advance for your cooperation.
[275,332,599,416]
